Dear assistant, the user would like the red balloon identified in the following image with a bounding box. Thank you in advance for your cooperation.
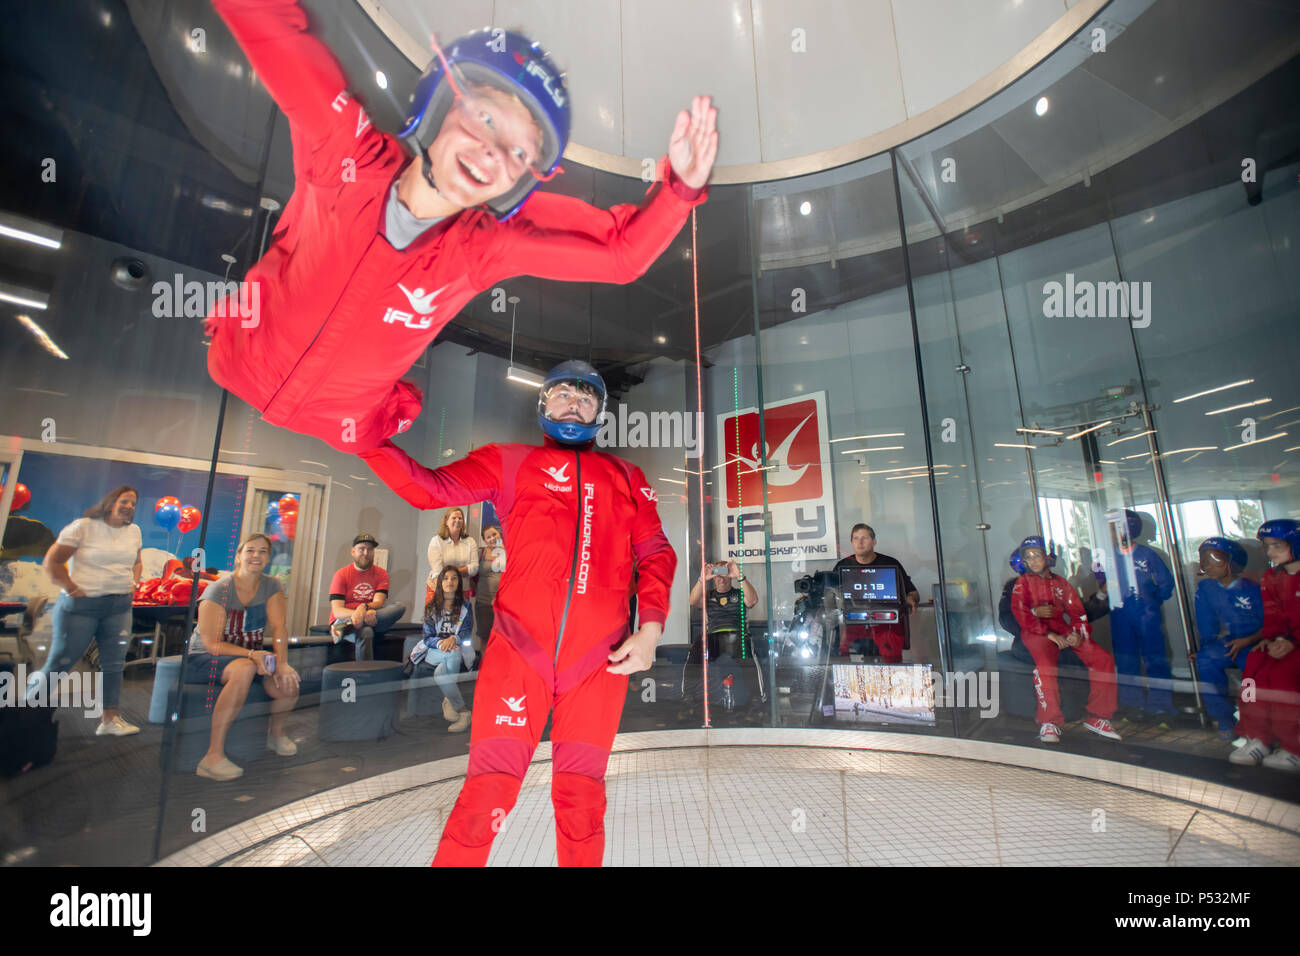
[280,510,298,540]
[277,494,299,515]
[178,505,202,534]
[3,483,30,512]
[155,496,180,513]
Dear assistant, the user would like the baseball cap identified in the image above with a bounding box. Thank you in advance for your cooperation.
[353,533,378,547]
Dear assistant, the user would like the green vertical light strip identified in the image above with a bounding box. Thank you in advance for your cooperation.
[733,366,746,659]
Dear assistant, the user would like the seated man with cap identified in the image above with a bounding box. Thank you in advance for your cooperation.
[329,533,406,660]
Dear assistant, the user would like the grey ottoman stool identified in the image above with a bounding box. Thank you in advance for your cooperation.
[318,660,403,741]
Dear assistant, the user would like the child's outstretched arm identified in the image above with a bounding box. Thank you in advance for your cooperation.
[212,0,373,167]
[477,96,719,287]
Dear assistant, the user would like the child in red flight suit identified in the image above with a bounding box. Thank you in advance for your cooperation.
[1229,519,1300,772]
[207,1,716,451]
[1010,536,1121,744]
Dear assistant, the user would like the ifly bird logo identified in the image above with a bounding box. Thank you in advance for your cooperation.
[721,398,823,507]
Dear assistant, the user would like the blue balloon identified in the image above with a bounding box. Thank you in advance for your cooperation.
[156,503,181,531]
[265,513,282,535]
[266,501,280,517]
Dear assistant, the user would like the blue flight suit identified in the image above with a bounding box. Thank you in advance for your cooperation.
[1110,543,1175,713]
[1193,576,1263,730]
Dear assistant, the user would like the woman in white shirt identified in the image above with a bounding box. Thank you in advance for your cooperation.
[426,507,478,606]
[36,486,143,736]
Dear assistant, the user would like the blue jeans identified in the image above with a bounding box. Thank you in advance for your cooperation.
[31,592,132,710]
[343,603,406,661]
[1196,639,1250,729]
[416,644,468,711]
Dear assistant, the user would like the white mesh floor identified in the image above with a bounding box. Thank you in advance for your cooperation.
[215,747,1300,867]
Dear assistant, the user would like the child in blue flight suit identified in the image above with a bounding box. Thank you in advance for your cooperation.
[1107,509,1176,721]
[1190,537,1263,738]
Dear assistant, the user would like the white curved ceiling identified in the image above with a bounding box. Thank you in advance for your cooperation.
[361,0,1104,181]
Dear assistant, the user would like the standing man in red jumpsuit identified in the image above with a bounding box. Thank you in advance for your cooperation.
[208,0,716,451]
[361,361,675,865]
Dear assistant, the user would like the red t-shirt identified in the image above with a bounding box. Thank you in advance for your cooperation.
[329,564,390,620]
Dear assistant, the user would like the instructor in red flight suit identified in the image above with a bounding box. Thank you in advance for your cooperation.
[207,0,716,451]
[361,361,675,866]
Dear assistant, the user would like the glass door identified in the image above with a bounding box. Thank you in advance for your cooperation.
[241,478,325,635]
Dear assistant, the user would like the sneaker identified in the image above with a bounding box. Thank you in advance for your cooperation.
[1261,748,1300,773]
[329,619,354,644]
[95,715,140,737]
[442,697,459,722]
[1038,723,1061,744]
[448,710,471,733]
[196,756,244,781]
[1228,738,1270,766]
[1083,716,1122,740]
[267,734,298,757]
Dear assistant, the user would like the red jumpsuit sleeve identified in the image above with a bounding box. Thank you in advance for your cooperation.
[1059,579,1093,640]
[360,441,503,511]
[624,464,676,628]
[1011,578,1034,632]
[475,160,708,288]
[212,0,381,180]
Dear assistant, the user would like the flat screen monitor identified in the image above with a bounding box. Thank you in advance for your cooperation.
[839,566,901,605]
[831,663,935,726]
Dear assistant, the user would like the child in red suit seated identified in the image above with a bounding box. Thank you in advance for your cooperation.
[1229,519,1300,772]
[1010,535,1121,744]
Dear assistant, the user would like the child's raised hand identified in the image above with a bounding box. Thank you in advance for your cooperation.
[668,95,719,190]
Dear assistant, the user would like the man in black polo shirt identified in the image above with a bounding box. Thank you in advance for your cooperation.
[833,523,919,662]
[683,559,759,710]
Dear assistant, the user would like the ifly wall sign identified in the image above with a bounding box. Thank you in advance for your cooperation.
[715,391,837,564]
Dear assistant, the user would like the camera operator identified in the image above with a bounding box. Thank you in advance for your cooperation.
[833,523,919,662]
[683,559,758,712]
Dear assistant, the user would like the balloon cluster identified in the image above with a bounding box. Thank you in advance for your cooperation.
[154,496,202,534]
[265,494,299,541]
[2,483,31,513]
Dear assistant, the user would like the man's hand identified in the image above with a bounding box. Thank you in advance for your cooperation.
[1064,631,1083,648]
[607,622,663,675]
[906,593,920,615]
[668,95,719,190]
[351,606,366,627]
[363,609,378,626]
[1047,633,1068,650]
[727,560,741,580]
[1031,604,1056,619]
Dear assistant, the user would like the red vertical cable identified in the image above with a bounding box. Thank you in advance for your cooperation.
[691,208,709,729]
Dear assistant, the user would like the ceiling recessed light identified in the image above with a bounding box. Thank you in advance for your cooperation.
[376,70,388,90]
[1034,96,1049,116]
[799,201,812,216]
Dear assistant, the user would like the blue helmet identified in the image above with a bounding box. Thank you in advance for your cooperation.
[399,28,570,221]
[1106,508,1143,541]
[1257,518,1300,564]
[1014,535,1057,573]
[538,360,606,445]
[1198,536,1248,570]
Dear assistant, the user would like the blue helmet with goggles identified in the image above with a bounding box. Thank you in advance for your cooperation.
[1198,536,1248,570]
[538,360,606,445]
[400,28,570,220]
[1013,535,1057,573]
